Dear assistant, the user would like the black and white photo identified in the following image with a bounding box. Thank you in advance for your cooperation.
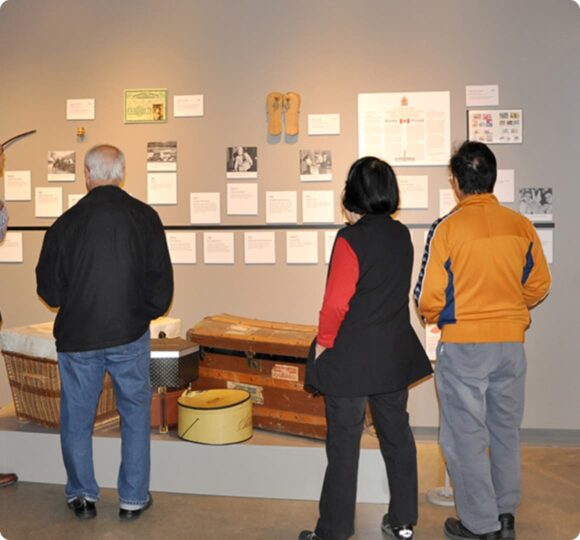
[226,146,258,179]
[47,151,76,182]
[300,150,332,182]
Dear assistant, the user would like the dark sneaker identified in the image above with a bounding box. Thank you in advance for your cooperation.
[382,513,414,539]
[444,518,501,539]
[298,532,322,540]
[119,493,153,521]
[498,513,515,539]
[67,497,97,519]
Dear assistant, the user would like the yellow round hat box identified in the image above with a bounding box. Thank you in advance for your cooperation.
[177,389,253,445]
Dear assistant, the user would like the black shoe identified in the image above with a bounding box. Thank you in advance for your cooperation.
[67,497,97,519]
[444,518,501,540]
[119,493,153,521]
[498,513,515,539]
[382,513,414,539]
[298,532,322,540]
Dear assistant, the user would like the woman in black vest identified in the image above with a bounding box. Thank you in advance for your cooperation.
[301,157,432,540]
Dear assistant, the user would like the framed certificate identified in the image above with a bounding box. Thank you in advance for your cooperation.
[124,88,168,123]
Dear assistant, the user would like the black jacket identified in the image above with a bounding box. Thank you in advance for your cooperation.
[36,185,174,352]
[305,214,432,397]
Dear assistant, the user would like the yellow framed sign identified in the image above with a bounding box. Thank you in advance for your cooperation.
[124,88,168,123]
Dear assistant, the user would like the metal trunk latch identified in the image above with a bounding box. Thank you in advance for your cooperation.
[245,351,262,371]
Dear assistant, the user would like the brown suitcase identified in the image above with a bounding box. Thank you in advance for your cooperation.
[186,314,327,439]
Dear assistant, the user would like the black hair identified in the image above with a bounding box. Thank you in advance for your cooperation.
[449,141,497,194]
[342,156,399,215]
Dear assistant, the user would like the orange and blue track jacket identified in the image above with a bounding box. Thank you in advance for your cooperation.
[414,194,551,343]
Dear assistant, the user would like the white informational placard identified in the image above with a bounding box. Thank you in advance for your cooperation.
[468,109,523,144]
[358,91,451,166]
[244,231,276,264]
[302,190,335,224]
[174,94,204,117]
[68,193,85,208]
[227,183,258,215]
[166,232,197,264]
[308,114,341,135]
[324,229,339,264]
[66,98,95,120]
[0,232,23,263]
[439,189,457,217]
[537,229,553,264]
[204,232,235,264]
[425,324,441,361]
[147,173,177,205]
[35,187,63,218]
[465,85,499,107]
[190,192,221,224]
[494,169,515,203]
[399,176,429,209]
[265,191,297,224]
[4,171,31,201]
[286,231,318,264]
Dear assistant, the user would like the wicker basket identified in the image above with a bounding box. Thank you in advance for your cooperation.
[2,350,119,430]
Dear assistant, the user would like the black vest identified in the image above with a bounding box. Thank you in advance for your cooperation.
[305,214,432,397]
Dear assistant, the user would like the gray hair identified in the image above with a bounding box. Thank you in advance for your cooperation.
[84,144,125,187]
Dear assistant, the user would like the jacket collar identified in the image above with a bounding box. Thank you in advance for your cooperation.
[456,193,499,209]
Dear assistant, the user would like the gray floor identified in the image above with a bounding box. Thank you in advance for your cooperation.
[1,443,579,540]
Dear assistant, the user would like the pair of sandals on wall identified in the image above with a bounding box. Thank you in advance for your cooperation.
[267,92,301,136]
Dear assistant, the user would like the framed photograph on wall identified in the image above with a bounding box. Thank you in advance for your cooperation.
[124,89,168,123]
[467,109,523,144]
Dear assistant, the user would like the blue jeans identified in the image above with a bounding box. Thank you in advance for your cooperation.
[436,342,526,535]
[58,330,152,510]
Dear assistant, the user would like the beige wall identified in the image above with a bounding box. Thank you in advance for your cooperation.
[0,0,578,429]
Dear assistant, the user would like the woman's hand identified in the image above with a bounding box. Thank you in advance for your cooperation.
[315,343,326,359]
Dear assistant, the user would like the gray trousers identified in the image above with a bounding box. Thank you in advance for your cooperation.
[435,342,526,535]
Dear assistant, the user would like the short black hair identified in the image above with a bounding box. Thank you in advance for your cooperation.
[450,141,497,194]
[342,156,399,215]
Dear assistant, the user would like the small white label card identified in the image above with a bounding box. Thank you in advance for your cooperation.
[302,190,335,223]
[537,229,553,264]
[0,232,23,263]
[204,232,234,264]
[465,85,499,107]
[68,193,85,209]
[244,231,276,264]
[166,231,197,264]
[495,169,515,203]
[308,114,341,135]
[190,192,221,224]
[286,231,318,264]
[227,183,258,215]
[265,191,297,224]
[174,94,204,117]
[35,187,63,217]
[66,98,96,120]
[439,188,457,217]
[324,229,339,264]
[147,173,177,205]
[399,175,429,209]
[4,170,31,201]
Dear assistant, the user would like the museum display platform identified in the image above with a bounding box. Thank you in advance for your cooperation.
[0,404,390,503]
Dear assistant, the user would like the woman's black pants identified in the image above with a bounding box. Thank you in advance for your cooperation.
[314,389,418,540]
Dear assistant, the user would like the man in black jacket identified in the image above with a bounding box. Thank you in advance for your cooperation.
[36,144,173,520]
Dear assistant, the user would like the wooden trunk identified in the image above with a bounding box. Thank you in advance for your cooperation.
[186,314,327,440]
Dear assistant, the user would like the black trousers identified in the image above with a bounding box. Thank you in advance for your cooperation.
[314,389,418,540]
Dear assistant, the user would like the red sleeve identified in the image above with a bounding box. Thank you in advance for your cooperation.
[317,236,359,348]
